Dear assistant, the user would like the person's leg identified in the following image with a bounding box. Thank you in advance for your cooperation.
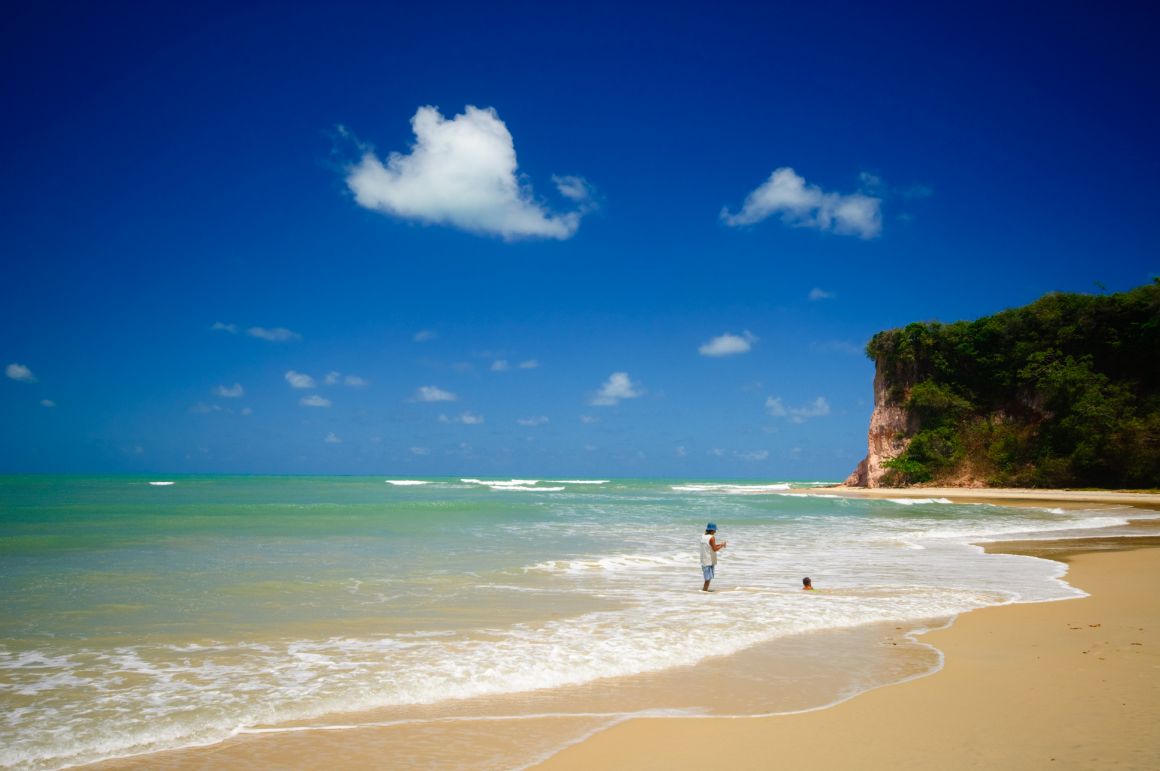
[702,564,713,591]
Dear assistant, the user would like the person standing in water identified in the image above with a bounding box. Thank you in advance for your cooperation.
[700,522,727,592]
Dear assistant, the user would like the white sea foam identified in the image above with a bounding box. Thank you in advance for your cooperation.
[671,483,791,494]
[886,497,954,505]
[548,480,610,485]
[148,481,175,486]
[385,480,430,486]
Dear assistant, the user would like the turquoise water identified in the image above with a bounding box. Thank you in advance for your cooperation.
[0,475,1149,769]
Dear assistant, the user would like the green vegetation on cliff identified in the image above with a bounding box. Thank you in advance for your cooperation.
[866,280,1160,488]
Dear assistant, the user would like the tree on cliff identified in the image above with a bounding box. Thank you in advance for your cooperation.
[858,279,1160,489]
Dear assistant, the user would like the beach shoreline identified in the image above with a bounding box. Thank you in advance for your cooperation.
[802,485,1160,507]
[69,489,1160,771]
[536,531,1160,770]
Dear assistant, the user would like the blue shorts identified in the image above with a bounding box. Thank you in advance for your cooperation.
[702,564,715,581]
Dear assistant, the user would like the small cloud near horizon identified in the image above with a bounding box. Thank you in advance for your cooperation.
[721,167,882,239]
[414,329,438,342]
[285,371,316,389]
[414,385,457,402]
[440,411,484,424]
[300,394,332,407]
[517,415,549,426]
[766,395,831,422]
[324,432,342,443]
[215,383,244,398]
[210,322,237,334]
[344,106,591,241]
[40,399,56,408]
[698,330,757,357]
[809,287,836,301]
[590,372,644,406]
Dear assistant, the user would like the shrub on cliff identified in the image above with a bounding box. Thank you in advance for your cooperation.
[865,279,1160,488]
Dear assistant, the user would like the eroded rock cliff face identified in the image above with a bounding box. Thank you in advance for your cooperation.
[845,359,917,487]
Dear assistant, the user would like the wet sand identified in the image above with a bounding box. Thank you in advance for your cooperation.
[538,535,1160,770]
[805,485,1160,507]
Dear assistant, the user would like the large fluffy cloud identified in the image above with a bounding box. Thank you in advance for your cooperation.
[721,167,882,239]
[345,106,590,240]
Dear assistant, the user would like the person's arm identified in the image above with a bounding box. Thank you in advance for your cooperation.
[710,535,726,551]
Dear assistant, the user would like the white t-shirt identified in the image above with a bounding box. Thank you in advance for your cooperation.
[700,533,717,566]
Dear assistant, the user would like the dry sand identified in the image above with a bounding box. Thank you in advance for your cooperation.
[537,537,1160,771]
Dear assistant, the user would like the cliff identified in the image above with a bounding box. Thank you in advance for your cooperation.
[846,280,1160,489]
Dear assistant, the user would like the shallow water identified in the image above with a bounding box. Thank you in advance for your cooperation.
[1,475,1153,770]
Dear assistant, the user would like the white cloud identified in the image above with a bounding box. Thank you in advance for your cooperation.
[190,402,222,414]
[698,330,757,357]
[580,415,599,424]
[285,370,316,389]
[440,411,484,425]
[210,322,237,334]
[324,432,342,444]
[518,359,540,369]
[6,363,36,383]
[735,450,770,461]
[300,395,332,407]
[240,407,253,416]
[40,399,56,408]
[721,167,882,239]
[249,326,301,342]
[517,415,549,426]
[414,329,438,342]
[708,448,725,457]
[791,396,831,420]
[809,287,836,301]
[215,383,244,398]
[324,371,341,385]
[590,372,644,406]
[344,375,369,387]
[410,446,431,455]
[767,395,831,422]
[552,174,596,207]
[345,105,588,240]
[675,445,687,457]
[415,385,457,402]
[491,360,510,372]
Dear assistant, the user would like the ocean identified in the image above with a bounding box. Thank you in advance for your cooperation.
[1,475,1154,770]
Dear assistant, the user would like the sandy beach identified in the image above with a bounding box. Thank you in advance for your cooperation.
[74,490,1160,771]
[538,534,1160,770]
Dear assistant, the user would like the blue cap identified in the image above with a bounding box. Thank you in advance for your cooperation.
[706,522,717,531]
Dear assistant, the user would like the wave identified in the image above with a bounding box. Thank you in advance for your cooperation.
[671,483,791,494]
[547,480,610,485]
[148,481,175,486]
[385,480,430,486]
[886,497,954,505]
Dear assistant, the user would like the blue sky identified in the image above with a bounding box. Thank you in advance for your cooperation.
[1,1,1156,477]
